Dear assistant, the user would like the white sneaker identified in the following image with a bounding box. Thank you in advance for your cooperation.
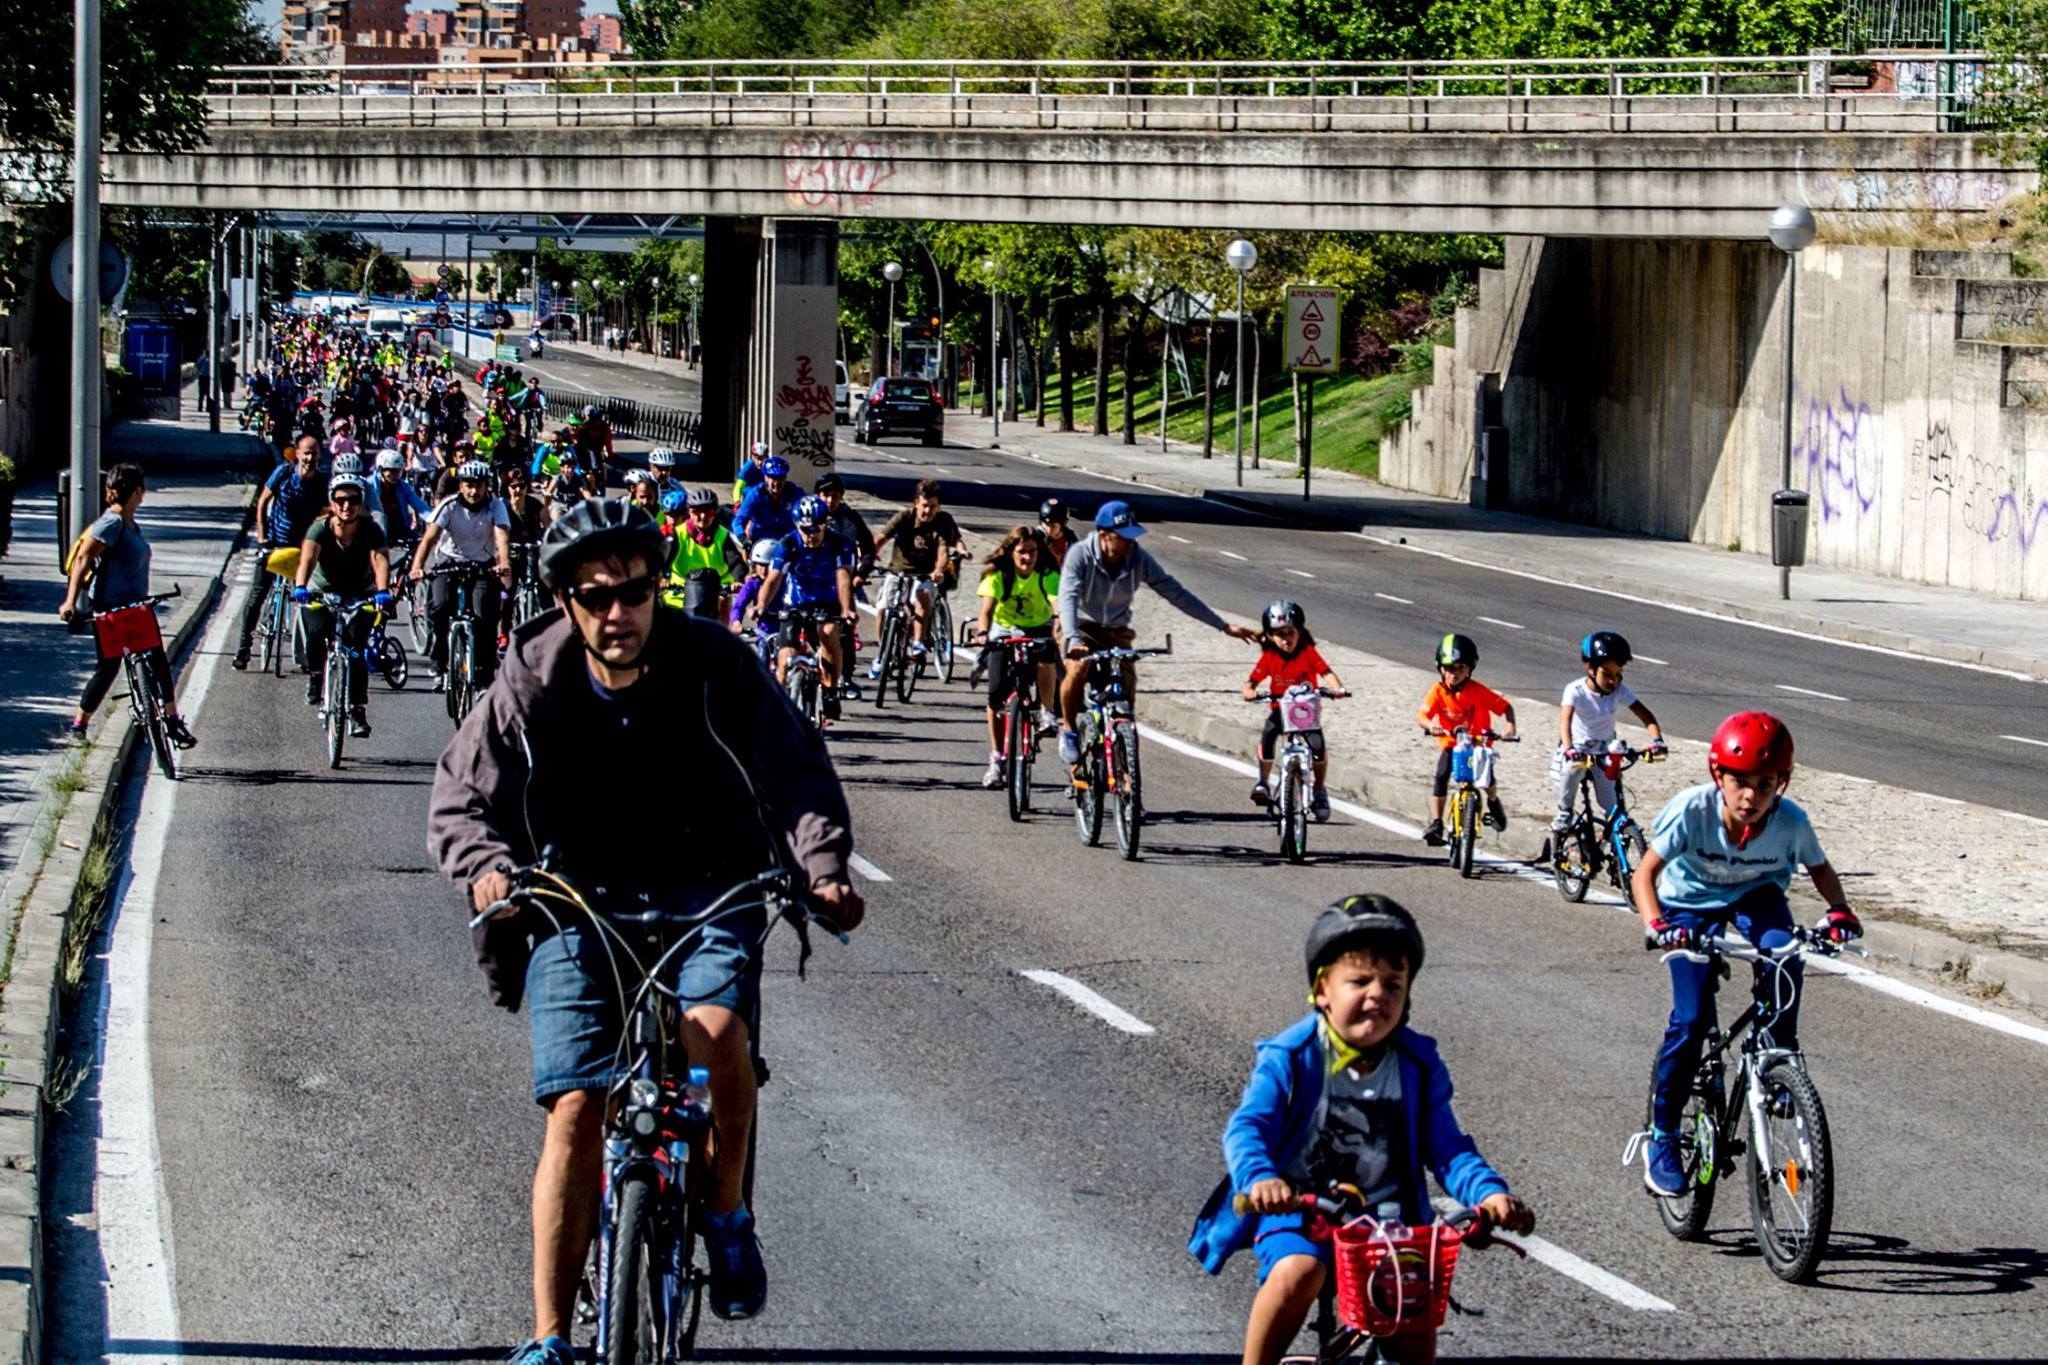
[908,641,928,658]
[981,753,1004,789]
[1036,708,1060,737]
[866,659,883,680]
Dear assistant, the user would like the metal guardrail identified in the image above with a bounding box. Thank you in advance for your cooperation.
[204,54,1998,135]
[538,385,701,454]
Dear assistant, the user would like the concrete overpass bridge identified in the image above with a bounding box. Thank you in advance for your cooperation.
[99,54,2031,240]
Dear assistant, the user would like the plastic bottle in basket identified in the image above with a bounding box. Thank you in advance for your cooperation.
[1449,732,1475,785]
[684,1065,712,1114]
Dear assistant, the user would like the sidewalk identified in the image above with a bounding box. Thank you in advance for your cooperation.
[0,408,266,933]
[944,414,2048,679]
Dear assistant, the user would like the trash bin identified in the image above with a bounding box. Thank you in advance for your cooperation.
[1771,489,1811,568]
[1471,426,1509,511]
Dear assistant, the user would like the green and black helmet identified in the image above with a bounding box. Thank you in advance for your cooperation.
[1305,894,1426,984]
[1434,632,1478,668]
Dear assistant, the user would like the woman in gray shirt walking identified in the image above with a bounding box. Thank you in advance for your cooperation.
[56,463,198,748]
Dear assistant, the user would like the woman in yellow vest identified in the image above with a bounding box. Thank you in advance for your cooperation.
[664,486,746,619]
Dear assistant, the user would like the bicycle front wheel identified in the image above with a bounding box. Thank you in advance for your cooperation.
[1554,821,1593,903]
[446,624,469,724]
[261,587,284,675]
[1456,795,1479,878]
[1280,760,1308,864]
[408,579,431,652]
[1112,723,1142,861]
[896,634,920,704]
[870,616,895,709]
[325,654,346,769]
[604,1171,665,1365]
[1749,1058,1835,1282]
[1074,730,1104,847]
[1004,694,1029,822]
[1616,822,1650,911]
[933,596,955,683]
[376,636,409,689]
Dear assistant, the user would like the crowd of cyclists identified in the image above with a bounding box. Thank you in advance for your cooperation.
[171,309,1881,1365]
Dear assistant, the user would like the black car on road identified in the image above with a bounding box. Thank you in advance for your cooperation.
[853,376,944,447]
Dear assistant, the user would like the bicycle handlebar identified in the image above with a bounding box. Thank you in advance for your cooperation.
[1228,1191,1492,1236]
[95,584,183,615]
[1246,686,1349,703]
[1424,727,1518,743]
[1651,924,1867,963]
[469,854,851,943]
[1072,635,1174,664]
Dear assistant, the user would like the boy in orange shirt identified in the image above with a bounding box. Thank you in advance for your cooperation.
[1417,632,1517,846]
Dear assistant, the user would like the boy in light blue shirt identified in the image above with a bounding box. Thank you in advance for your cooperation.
[1630,711,1861,1198]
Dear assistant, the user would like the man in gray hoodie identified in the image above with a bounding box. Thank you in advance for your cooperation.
[1054,499,1259,764]
[430,499,863,1365]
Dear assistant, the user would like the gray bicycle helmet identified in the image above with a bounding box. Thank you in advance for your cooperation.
[686,485,719,509]
[329,473,367,496]
[1262,599,1306,632]
[375,449,404,471]
[456,459,491,482]
[649,447,677,470]
[1305,894,1426,983]
[749,537,781,566]
[538,497,666,589]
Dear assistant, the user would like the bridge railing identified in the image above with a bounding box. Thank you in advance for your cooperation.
[207,53,1996,135]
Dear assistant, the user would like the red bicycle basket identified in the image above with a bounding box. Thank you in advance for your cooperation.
[1331,1219,1464,1336]
[94,604,163,661]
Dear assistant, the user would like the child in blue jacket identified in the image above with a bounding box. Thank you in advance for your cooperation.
[1189,895,1534,1365]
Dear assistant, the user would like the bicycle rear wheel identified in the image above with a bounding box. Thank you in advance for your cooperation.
[1554,820,1594,903]
[1004,694,1030,822]
[604,1171,665,1365]
[1749,1058,1834,1282]
[1112,722,1142,861]
[133,657,179,781]
[1655,1061,1724,1241]
[376,636,409,689]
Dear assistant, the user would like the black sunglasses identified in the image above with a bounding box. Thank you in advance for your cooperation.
[563,574,658,613]
[332,495,362,507]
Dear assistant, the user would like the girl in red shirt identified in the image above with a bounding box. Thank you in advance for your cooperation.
[1241,601,1348,819]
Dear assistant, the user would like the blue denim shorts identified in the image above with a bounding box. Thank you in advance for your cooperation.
[525,911,763,1104]
[1253,1211,1331,1284]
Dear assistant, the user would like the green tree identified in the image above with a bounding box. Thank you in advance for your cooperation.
[361,253,410,298]
[1983,1,2048,175]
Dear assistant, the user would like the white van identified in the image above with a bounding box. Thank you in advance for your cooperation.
[367,306,406,337]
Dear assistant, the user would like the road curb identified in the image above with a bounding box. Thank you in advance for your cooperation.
[1132,692,2048,1018]
[980,438,2048,681]
[0,490,251,1365]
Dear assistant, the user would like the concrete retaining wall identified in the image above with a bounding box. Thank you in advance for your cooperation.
[1382,239,2048,601]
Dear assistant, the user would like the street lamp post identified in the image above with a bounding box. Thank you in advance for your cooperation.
[70,0,101,538]
[1768,204,1816,601]
[655,275,665,358]
[983,259,1001,446]
[1225,238,1258,488]
[883,260,904,376]
[688,272,700,368]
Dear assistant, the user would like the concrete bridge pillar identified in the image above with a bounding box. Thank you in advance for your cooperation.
[700,217,840,488]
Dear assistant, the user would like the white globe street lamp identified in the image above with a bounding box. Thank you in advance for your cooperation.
[1225,239,1258,487]
[883,260,905,376]
[1769,205,1816,601]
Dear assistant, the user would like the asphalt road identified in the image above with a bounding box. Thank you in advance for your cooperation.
[46,540,2048,1363]
[517,346,702,415]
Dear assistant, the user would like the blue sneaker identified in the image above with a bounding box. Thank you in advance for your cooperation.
[702,1206,767,1321]
[1058,730,1081,766]
[505,1336,575,1365]
[1644,1131,1686,1198]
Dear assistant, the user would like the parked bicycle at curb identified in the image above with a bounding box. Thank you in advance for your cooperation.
[1229,1186,1522,1365]
[1071,636,1171,861]
[1423,728,1518,879]
[1253,686,1346,864]
[91,587,185,781]
[1551,740,1663,907]
[467,856,847,1365]
[1624,925,1862,1283]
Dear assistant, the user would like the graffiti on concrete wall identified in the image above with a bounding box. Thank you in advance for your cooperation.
[1793,383,1882,523]
[783,137,895,213]
[1907,419,2045,557]
[773,353,838,469]
[1795,146,2011,213]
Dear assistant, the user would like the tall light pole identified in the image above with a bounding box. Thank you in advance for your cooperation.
[69,0,101,540]
[1768,204,1816,601]
[982,258,1001,446]
[883,260,904,376]
[1225,238,1258,488]
[655,274,665,357]
[688,272,700,367]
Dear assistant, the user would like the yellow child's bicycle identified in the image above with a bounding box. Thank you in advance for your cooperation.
[1427,727,1516,879]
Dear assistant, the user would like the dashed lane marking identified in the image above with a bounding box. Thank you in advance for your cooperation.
[848,853,893,882]
[1776,684,1850,702]
[2003,734,2048,749]
[1478,615,1525,630]
[1168,534,1193,544]
[1286,569,1316,579]
[1635,654,1670,666]
[1430,1199,1675,1313]
[1019,970,1156,1036]
[1374,592,1414,605]
[1218,550,1249,561]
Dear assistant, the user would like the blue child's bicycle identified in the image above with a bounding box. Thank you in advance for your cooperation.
[1551,740,1661,908]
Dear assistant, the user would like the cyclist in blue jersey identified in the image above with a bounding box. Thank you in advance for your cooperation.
[759,496,855,718]
[736,456,802,545]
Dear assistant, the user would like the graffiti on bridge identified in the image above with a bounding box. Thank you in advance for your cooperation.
[1795,146,2012,213]
[776,355,838,422]
[1793,383,1881,523]
[776,423,835,468]
[784,136,895,213]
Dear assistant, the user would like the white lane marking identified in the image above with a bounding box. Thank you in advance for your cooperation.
[71,562,247,1360]
[1019,970,1156,1036]
[971,478,991,486]
[1374,592,1414,605]
[1477,615,1525,630]
[1285,569,1316,579]
[1635,654,1670,666]
[518,362,601,395]
[1352,529,2038,683]
[2003,810,2048,826]
[1136,722,2048,1044]
[1428,1198,1674,1313]
[1776,684,1850,702]
[1807,953,2048,1049]
[1218,549,1249,561]
[1168,534,1192,544]
[2002,734,2048,748]
[848,853,893,883]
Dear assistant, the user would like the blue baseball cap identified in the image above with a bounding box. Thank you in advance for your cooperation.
[1094,500,1146,537]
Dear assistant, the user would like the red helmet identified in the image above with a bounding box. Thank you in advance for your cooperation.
[1709,711,1795,775]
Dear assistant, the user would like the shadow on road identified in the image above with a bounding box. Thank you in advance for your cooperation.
[1700,1227,2048,1297]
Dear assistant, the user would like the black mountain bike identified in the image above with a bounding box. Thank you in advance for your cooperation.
[469,855,846,1365]
[312,595,378,770]
[1552,741,1663,908]
[1070,636,1171,861]
[1630,925,1860,1283]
